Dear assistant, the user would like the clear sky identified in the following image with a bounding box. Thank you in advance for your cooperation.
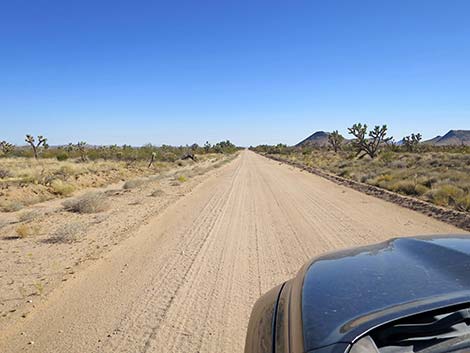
[1,1,469,146]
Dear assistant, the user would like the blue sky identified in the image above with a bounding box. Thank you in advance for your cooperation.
[1,1,469,146]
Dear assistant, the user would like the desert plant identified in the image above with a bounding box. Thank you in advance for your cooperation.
[328,130,344,153]
[63,192,109,213]
[148,152,157,168]
[402,133,422,152]
[46,222,86,243]
[204,141,211,153]
[76,141,88,162]
[56,152,69,161]
[150,189,165,197]
[0,141,14,156]
[50,179,75,196]
[1,201,24,212]
[0,168,11,178]
[25,135,48,159]
[177,175,187,183]
[123,178,146,189]
[16,223,41,238]
[18,210,42,223]
[348,123,392,159]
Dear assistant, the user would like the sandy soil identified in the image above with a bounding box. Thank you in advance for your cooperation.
[0,150,466,353]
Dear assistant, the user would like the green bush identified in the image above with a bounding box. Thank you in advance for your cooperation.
[56,152,69,161]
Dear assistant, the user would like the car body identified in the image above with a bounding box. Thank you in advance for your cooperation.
[245,234,470,353]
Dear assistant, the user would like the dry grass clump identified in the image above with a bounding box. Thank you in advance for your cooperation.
[15,223,41,238]
[63,192,109,214]
[1,201,24,212]
[45,222,86,244]
[0,168,11,178]
[149,189,165,197]
[50,179,75,196]
[18,210,42,223]
[123,178,147,189]
[177,175,187,183]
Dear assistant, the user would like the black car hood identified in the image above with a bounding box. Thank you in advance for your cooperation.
[301,235,470,352]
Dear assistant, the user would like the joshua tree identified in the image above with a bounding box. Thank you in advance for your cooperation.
[76,141,88,162]
[25,135,48,159]
[204,141,211,153]
[328,130,344,153]
[348,123,392,159]
[148,151,157,168]
[0,141,14,155]
[402,133,422,152]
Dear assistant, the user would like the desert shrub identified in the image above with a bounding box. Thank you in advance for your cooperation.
[123,178,146,189]
[50,179,75,196]
[45,222,86,243]
[0,168,11,178]
[16,223,41,238]
[427,185,465,207]
[414,184,430,196]
[391,180,418,195]
[390,160,407,169]
[63,192,109,213]
[1,201,24,212]
[455,195,470,212]
[56,152,69,161]
[18,210,42,223]
[150,189,165,197]
[380,151,395,164]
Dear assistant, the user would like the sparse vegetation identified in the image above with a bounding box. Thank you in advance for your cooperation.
[18,210,42,223]
[16,223,41,238]
[123,178,147,189]
[177,175,187,183]
[50,179,75,196]
[150,189,165,197]
[45,222,86,243]
[252,124,470,213]
[0,136,239,210]
[63,192,109,213]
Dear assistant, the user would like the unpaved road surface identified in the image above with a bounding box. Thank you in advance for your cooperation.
[0,150,465,353]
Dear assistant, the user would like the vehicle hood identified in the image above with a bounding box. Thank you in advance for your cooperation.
[300,235,470,352]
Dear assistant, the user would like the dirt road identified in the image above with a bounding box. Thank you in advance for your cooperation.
[0,150,465,353]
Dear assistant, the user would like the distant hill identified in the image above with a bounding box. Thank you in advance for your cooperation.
[296,131,330,147]
[424,130,470,146]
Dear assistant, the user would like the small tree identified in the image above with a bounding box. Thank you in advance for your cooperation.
[348,123,392,159]
[148,151,157,168]
[25,135,48,159]
[402,133,422,152]
[328,130,344,153]
[76,141,88,162]
[204,141,211,153]
[0,141,14,156]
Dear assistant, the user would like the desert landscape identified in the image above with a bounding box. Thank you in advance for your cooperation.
[2,2,470,352]
[0,142,468,352]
